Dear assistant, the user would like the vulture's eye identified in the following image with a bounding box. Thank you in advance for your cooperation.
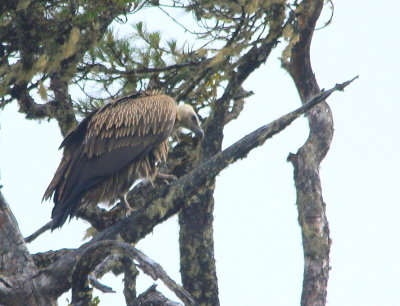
[191,115,197,122]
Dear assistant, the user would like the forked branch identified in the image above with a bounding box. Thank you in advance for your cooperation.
[71,240,198,306]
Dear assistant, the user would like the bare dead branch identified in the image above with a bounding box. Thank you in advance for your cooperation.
[316,0,335,31]
[37,77,356,300]
[106,77,356,240]
[137,284,181,306]
[131,248,197,305]
[65,77,357,236]
[224,88,253,124]
[71,240,198,306]
[87,254,122,293]
[88,274,116,293]
[24,220,52,243]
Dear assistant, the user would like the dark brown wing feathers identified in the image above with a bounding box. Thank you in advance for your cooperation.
[44,93,176,229]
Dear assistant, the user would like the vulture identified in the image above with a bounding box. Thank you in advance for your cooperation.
[43,91,204,230]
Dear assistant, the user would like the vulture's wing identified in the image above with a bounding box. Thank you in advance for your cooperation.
[44,94,176,227]
[43,110,99,202]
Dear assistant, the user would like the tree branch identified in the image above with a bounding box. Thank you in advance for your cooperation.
[134,247,198,306]
[136,284,181,306]
[78,60,204,76]
[88,274,116,294]
[24,220,53,243]
[121,256,139,304]
[49,73,77,136]
[86,254,132,294]
[38,77,356,298]
[224,88,253,125]
[71,240,198,306]
[32,249,75,270]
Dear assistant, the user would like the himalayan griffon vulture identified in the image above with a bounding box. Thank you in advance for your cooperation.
[43,91,204,229]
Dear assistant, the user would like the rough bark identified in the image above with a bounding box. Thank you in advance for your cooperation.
[179,182,219,304]
[0,192,57,305]
[284,0,332,305]
[49,73,77,136]
[70,241,197,306]
[136,284,181,306]
[121,256,139,305]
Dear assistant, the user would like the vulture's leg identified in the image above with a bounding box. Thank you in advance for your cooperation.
[120,194,133,216]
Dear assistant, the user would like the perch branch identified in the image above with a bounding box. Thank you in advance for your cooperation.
[93,78,358,245]
[37,77,356,299]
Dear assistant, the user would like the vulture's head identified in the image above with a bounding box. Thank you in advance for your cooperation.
[176,104,204,140]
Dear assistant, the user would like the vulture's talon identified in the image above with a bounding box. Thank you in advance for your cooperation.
[120,195,133,216]
[157,172,178,181]
[125,206,134,216]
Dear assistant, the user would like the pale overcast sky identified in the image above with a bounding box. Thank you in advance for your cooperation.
[1,1,399,305]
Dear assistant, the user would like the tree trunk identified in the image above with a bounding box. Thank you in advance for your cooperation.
[0,192,57,305]
[285,1,332,305]
[179,181,219,305]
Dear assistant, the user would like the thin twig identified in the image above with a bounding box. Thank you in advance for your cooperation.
[24,220,52,243]
[134,248,197,305]
[88,274,116,293]
[87,254,118,293]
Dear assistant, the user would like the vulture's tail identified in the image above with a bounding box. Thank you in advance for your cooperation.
[50,197,81,230]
